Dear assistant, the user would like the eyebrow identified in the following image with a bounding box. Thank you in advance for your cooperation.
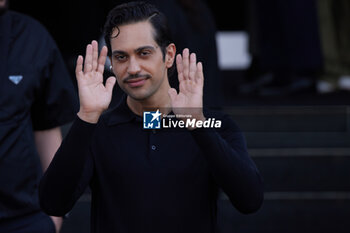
[112,46,157,56]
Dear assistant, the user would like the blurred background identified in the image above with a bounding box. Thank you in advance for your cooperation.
[9,0,350,232]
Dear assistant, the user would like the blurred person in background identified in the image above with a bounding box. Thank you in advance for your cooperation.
[317,0,350,93]
[243,0,323,96]
[0,0,78,232]
[152,0,222,108]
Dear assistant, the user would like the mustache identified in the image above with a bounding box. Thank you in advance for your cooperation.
[123,74,151,82]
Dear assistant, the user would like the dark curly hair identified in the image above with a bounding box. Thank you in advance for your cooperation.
[103,1,173,61]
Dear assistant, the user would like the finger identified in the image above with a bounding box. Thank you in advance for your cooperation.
[182,48,189,80]
[189,53,197,80]
[105,76,116,93]
[168,88,178,104]
[98,46,108,74]
[75,55,84,79]
[84,44,93,73]
[176,54,184,82]
[196,62,204,84]
[92,40,98,71]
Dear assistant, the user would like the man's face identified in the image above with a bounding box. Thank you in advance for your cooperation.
[110,21,173,101]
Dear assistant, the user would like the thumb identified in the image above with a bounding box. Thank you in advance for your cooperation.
[168,88,178,103]
[106,76,116,93]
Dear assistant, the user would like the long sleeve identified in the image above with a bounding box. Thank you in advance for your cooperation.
[191,113,264,214]
[39,117,96,216]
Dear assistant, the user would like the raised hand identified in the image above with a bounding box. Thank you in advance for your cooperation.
[76,40,116,123]
[168,48,205,122]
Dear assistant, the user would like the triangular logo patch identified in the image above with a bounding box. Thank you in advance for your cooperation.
[9,75,23,85]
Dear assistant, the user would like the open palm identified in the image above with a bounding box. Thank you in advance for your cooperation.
[168,48,205,121]
[75,41,116,122]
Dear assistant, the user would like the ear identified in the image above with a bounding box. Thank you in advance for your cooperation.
[165,43,176,68]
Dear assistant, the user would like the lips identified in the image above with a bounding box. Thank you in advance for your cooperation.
[124,75,150,88]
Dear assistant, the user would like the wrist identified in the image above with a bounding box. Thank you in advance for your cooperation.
[186,113,206,131]
[77,109,102,124]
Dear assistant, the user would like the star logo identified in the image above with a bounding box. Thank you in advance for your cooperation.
[143,109,162,129]
[150,110,162,122]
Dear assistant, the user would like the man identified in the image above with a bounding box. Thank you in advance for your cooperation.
[104,0,222,108]
[39,2,263,232]
[0,0,78,232]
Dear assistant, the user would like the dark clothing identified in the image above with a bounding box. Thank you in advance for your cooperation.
[248,0,323,75]
[0,11,78,220]
[39,96,263,233]
[0,212,56,233]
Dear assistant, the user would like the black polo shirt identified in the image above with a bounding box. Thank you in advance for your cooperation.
[40,96,263,233]
[0,11,78,220]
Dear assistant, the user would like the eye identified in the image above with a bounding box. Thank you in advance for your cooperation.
[139,50,151,57]
[114,55,127,62]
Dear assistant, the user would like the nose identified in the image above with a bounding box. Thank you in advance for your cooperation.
[127,56,141,75]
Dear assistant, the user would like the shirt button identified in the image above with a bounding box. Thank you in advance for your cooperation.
[151,145,156,150]
[152,129,156,134]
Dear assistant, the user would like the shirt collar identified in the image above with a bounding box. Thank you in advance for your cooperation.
[105,94,142,126]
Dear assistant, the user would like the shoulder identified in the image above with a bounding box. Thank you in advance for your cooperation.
[8,11,61,69]
[8,11,57,57]
[204,108,240,127]
[9,11,51,37]
[202,108,244,137]
[202,109,247,149]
